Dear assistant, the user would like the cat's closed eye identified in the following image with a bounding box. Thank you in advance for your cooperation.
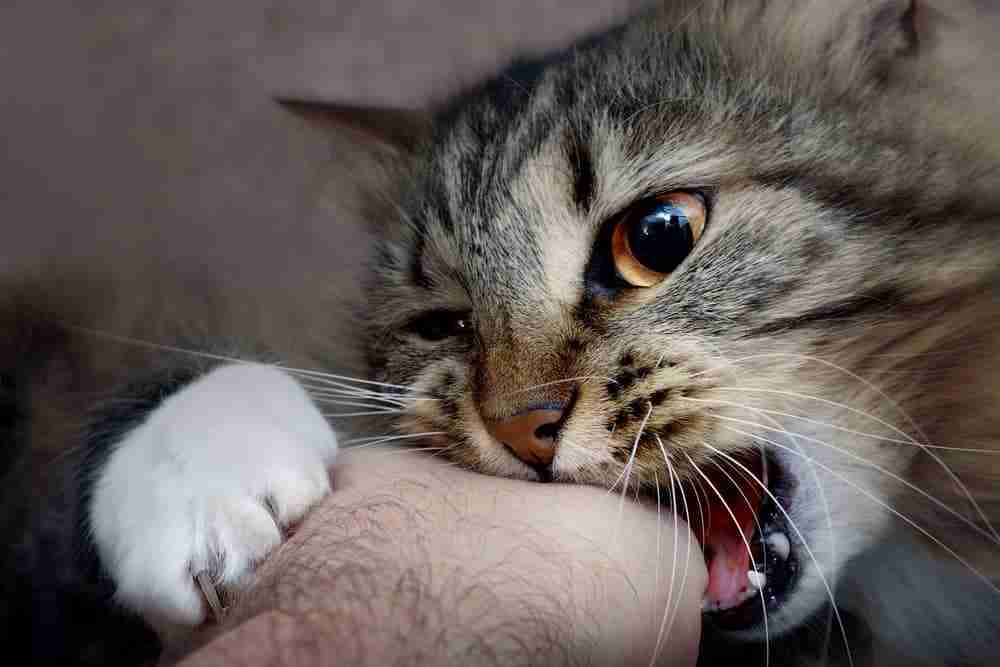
[610,191,708,288]
[405,309,473,342]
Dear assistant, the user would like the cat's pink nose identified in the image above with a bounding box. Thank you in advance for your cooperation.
[486,407,565,468]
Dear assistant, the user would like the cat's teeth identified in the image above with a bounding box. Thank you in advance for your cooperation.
[766,531,791,560]
[747,571,767,591]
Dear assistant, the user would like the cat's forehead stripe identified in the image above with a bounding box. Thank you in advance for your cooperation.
[567,124,597,214]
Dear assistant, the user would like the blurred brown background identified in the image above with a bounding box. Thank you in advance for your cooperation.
[0,0,996,325]
[0,1,644,299]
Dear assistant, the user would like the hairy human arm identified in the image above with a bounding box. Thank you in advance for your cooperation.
[173,448,706,667]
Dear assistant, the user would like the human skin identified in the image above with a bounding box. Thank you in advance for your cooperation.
[173,447,707,666]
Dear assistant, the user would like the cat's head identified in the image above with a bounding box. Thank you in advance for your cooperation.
[311,0,1000,643]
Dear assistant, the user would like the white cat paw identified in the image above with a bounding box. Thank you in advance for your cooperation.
[88,363,338,629]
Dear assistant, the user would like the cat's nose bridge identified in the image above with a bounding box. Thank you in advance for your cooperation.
[485,403,567,471]
[475,326,580,417]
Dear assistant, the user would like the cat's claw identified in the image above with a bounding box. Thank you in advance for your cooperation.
[88,363,338,632]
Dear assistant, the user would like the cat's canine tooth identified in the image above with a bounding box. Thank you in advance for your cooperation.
[747,571,767,591]
[766,531,791,560]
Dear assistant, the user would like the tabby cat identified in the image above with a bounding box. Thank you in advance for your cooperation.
[3,0,999,665]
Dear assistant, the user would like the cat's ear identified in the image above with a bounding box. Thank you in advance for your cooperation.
[842,0,922,82]
[860,0,920,60]
[276,97,432,156]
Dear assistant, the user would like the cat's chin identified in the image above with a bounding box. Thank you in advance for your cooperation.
[695,454,802,635]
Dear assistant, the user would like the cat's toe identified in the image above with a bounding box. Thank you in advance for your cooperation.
[191,494,286,591]
[111,480,327,630]
[262,464,333,529]
[109,505,225,628]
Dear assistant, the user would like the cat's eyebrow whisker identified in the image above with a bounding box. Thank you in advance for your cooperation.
[700,439,855,667]
[689,453,771,667]
[716,424,1000,601]
[711,384,1000,544]
[705,411,1000,546]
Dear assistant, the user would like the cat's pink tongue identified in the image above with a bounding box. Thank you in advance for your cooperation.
[697,465,764,612]
[702,515,755,611]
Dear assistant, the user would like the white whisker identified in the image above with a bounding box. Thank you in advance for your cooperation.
[701,439,855,667]
[707,353,1000,543]
[343,431,446,448]
[303,386,412,404]
[678,396,997,454]
[614,403,653,548]
[705,345,839,640]
[323,410,404,418]
[706,412,1000,546]
[688,453,770,667]
[653,470,663,623]
[649,435,692,667]
[718,425,1000,599]
[312,398,406,411]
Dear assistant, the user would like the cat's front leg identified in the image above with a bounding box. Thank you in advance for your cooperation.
[87,363,337,633]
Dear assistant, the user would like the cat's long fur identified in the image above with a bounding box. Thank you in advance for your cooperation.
[3,0,1000,665]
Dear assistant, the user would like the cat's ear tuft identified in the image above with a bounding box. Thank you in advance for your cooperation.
[863,0,920,63]
[807,0,923,92]
[275,98,432,156]
[847,0,922,83]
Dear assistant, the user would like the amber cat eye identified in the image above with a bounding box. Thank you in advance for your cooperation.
[611,192,707,287]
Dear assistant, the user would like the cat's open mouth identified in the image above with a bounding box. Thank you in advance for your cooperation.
[689,454,799,631]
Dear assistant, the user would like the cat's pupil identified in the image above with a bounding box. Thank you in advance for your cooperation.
[627,202,695,275]
[407,310,472,342]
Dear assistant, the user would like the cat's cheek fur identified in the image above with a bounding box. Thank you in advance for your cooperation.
[88,364,337,631]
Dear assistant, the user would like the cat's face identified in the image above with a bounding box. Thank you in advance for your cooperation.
[363,0,1000,641]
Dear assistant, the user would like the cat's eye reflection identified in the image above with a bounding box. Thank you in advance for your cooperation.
[611,191,707,287]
